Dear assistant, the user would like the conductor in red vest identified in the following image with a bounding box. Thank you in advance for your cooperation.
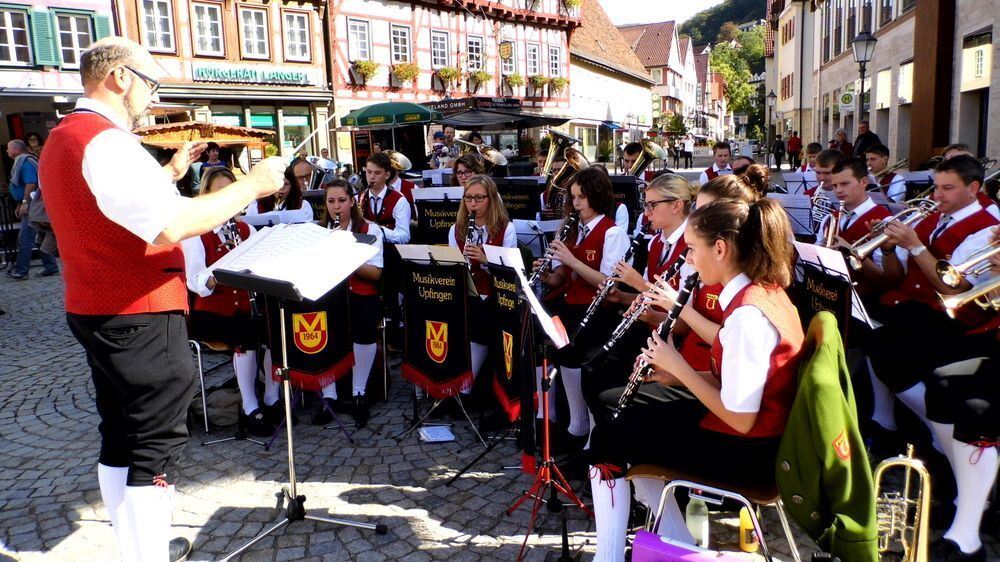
[38,37,284,562]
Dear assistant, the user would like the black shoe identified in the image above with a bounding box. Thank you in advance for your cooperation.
[169,537,191,562]
[263,401,295,427]
[40,269,59,277]
[311,398,336,426]
[931,538,985,561]
[240,407,275,437]
[5,271,26,280]
[353,393,370,429]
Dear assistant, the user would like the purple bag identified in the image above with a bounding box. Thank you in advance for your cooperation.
[632,531,760,561]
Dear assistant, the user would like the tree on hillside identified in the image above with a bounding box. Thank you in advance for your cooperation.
[710,26,765,117]
[717,21,740,42]
[679,0,765,44]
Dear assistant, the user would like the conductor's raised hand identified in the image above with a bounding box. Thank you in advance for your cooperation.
[247,157,287,198]
[166,141,207,181]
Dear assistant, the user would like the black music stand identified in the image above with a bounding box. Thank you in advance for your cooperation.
[214,270,387,561]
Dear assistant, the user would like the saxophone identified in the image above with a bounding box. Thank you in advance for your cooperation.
[610,272,699,420]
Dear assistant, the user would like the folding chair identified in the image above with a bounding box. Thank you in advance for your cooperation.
[189,339,235,434]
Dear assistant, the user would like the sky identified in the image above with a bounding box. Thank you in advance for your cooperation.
[596,0,726,26]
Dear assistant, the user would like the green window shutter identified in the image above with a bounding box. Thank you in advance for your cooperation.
[93,14,111,39]
[30,11,58,66]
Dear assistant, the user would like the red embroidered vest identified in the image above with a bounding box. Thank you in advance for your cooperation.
[454,221,508,297]
[349,222,380,296]
[677,282,724,371]
[838,203,892,244]
[878,172,896,188]
[39,111,188,315]
[361,188,404,229]
[565,216,616,305]
[646,232,689,289]
[704,167,720,181]
[192,222,253,316]
[702,283,804,438]
[880,208,999,328]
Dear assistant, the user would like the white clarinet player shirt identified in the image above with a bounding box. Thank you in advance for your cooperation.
[716,273,780,414]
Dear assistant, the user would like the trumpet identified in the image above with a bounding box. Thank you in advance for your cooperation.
[936,239,1000,288]
[572,224,648,340]
[846,198,940,269]
[874,444,931,562]
[821,200,845,247]
[592,248,690,361]
[528,211,580,288]
[939,275,1000,317]
[456,139,508,167]
[464,210,477,271]
[610,272,700,420]
[628,139,667,178]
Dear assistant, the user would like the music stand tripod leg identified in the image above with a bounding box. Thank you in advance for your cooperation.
[321,398,355,444]
[220,304,387,561]
[391,398,447,441]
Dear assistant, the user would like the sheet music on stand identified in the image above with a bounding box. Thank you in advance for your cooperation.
[484,245,569,348]
[411,187,465,201]
[767,193,815,236]
[514,219,563,257]
[210,223,377,302]
[395,244,478,298]
[794,241,879,329]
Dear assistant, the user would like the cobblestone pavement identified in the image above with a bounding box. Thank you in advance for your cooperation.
[1,270,996,561]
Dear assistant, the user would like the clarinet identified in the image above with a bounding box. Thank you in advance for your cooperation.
[595,247,690,358]
[333,213,342,229]
[610,272,700,420]
[465,211,477,271]
[572,224,649,340]
[528,211,580,287]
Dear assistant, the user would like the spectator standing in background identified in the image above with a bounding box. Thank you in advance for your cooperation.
[771,134,786,171]
[786,131,802,170]
[852,120,882,158]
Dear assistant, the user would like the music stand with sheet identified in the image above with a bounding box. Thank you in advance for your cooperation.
[210,224,388,560]
[411,187,463,244]
[782,172,818,195]
[767,193,816,237]
[514,218,562,258]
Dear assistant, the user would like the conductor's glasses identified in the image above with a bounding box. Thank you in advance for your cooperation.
[124,66,160,95]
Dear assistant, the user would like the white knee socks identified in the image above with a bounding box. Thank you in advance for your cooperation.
[261,349,279,406]
[896,383,944,454]
[123,484,173,562]
[942,430,999,554]
[590,469,629,562]
[561,367,589,437]
[869,358,897,430]
[353,342,377,396]
[99,464,135,560]
[233,351,260,415]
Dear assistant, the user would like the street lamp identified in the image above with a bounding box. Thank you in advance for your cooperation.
[766,90,776,168]
[852,30,878,129]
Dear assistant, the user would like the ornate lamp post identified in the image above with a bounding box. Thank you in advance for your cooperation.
[852,31,878,129]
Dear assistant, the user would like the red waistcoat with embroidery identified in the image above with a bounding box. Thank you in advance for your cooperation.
[193,222,253,316]
[39,111,187,315]
[677,282,724,371]
[880,208,999,329]
[646,232,689,289]
[701,283,804,438]
[704,167,719,181]
[455,221,508,297]
[348,221,380,296]
[565,216,616,305]
[361,188,404,229]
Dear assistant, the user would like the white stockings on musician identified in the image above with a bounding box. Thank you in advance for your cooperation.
[534,366,558,421]
[462,342,489,395]
[869,362,897,431]
[122,484,173,562]
[261,349,279,406]
[352,343,377,396]
[234,351,260,415]
[589,469,629,562]
[896,383,944,454]
[99,464,136,560]
[561,367,589,437]
[930,419,999,554]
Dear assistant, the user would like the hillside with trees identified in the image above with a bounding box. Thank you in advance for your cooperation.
[678,0,766,44]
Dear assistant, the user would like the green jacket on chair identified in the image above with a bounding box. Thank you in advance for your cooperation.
[775,311,878,562]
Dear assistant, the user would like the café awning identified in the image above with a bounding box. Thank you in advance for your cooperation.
[436,108,569,131]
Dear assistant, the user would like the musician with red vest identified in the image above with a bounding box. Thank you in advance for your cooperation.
[313,179,384,429]
[244,160,315,224]
[865,144,907,203]
[866,155,999,447]
[586,197,803,562]
[697,141,733,185]
[942,145,1000,220]
[537,167,629,446]
[360,151,411,244]
[181,168,281,438]
[39,38,284,562]
[447,175,517,397]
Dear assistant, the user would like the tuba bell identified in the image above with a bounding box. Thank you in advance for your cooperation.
[541,130,582,178]
[550,146,590,192]
[383,149,413,172]
[628,139,668,178]
[874,444,931,562]
[304,156,338,191]
[455,138,509,167]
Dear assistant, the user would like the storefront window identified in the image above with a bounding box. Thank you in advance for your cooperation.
[211,113,243,127]
[282,110,311,155]
[250,113,275,129]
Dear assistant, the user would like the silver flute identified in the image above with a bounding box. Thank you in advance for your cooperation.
[572,224,649,339]
[597,247,690,357]
[528,211,580,287]
[611,271,700,420]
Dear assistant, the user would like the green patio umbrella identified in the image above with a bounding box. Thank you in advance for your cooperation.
[340,102,443,128]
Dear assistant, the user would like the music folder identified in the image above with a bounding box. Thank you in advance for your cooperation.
[484,245,569,349]
[396,244,478,298]
[793,241,878,329]
[210,222,377,302]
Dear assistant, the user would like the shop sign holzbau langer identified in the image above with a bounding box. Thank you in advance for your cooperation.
[191,62,321,86]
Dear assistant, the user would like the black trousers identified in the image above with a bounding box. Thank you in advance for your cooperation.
[925,353,998,444]
[187,310,264,348]
[68,312,197,486]
[866,302,995,393]
[350,293,382,345]
[588,384,780,484]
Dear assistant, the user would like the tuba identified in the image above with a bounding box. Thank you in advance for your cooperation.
[874,444,931,562]
[383,149,413,172]
[304,156,338,191]
[455,139,508,167]
[541,130,581,178]
[628,139,668,178]
[846,198,940,269]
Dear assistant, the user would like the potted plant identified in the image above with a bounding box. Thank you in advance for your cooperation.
[351,60,380,85]
[528,74,549,96]
[596,139,613,162]
[469,69,492,93]
[549,76,569,95]
[505,73,525,88]
[435,66,461,90]
[391,62,419,87]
